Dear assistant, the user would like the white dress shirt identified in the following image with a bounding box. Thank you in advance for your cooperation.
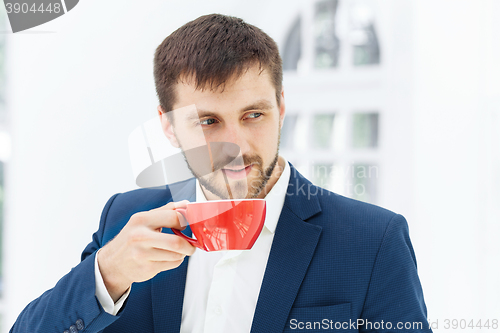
[95,156,291,332]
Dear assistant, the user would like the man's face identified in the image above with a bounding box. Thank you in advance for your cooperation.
[160,65,285,200]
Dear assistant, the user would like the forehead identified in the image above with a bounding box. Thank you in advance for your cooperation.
[172,65,277,112]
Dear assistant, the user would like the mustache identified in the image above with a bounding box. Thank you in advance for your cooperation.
[222,155,263,170]
[182,142,263,175]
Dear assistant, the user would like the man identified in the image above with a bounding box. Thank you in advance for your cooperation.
[11,14,431,333]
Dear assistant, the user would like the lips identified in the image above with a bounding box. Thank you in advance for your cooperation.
[226,166,246,172]
[222,164,253,180]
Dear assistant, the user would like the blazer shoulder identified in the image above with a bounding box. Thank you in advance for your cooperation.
[312,187,404,245]
[319,189,397,224]
[305,188,414,280]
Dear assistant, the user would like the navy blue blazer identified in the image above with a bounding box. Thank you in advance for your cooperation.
[11,163,431,332]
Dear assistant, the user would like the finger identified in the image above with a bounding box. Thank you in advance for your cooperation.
[150,259,185,272]
[151,200,190,212]
[142,247,187,262]
[149,232,196,256]
[131,209,184,230]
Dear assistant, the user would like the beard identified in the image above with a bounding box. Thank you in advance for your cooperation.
[196,152,279,199]
[181,145,280,199]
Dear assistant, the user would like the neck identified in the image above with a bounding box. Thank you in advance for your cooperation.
[255,155,285,199]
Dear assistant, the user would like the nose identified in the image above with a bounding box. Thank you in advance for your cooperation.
[221,142,240,159]
[218,122,251,158]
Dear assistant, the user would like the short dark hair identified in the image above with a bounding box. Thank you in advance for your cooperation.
[154,14,283,113]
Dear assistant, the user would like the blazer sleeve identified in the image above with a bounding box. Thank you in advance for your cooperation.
[10,193,123,333]
[359,214,432,333]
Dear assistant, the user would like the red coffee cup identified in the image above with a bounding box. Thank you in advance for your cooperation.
[171,199,266,251]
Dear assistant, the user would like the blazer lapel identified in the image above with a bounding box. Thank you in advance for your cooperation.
[251,165,323,333]
[151,257,189,333]
[152,179,195,333]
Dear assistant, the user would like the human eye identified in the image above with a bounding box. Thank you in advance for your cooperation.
[199,118,218,126]
[245,112,263,119]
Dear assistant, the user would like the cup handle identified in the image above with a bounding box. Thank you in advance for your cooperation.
[171,207,203,250]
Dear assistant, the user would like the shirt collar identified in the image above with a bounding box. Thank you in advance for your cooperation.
[195,156,290,234]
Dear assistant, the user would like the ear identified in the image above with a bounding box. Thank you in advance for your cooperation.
[158,105,180,148]
[279,88,286,129]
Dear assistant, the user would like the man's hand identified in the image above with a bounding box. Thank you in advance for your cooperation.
[97,200,195,302]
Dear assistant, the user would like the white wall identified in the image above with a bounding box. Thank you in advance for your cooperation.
[412,0,500,326]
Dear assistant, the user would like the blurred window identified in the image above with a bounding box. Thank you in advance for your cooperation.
[281,0,382,204]
[283,17,302,71]
[279,114,298,150]
[312,163,333,189]
[352,112,379,148]
[349,0,380,65]
[311,114,335,149]
[314,0,340,68]
[351,163,378,203]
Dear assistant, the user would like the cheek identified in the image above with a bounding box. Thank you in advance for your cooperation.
[255,125,280,153]
[176,127,207,149]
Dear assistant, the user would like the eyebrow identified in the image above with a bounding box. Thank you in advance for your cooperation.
[186,99,275,121]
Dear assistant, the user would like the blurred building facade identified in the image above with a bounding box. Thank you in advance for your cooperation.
[2,0,500,331]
